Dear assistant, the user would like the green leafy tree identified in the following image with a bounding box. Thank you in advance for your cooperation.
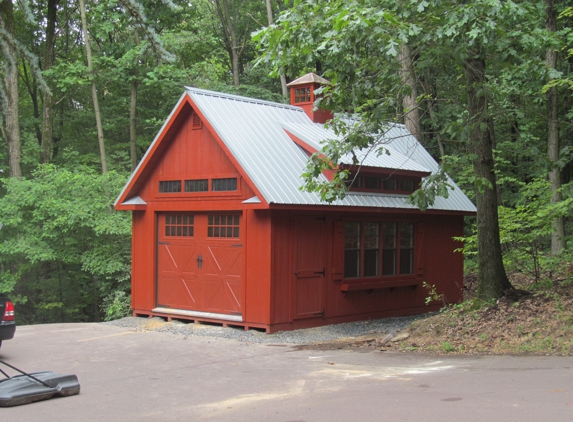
[0,163,131,323]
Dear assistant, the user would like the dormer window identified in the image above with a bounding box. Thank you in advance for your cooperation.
[294,87,311,103]
[346,172,418,194]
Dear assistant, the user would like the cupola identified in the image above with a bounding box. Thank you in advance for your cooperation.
[286,73,334,124]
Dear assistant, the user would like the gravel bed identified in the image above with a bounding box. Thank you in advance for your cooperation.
[103,314,428,345]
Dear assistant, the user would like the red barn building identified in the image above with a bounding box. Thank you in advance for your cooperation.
[115,73,476,333]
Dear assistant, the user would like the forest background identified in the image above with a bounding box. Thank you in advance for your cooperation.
[0,0,571,325]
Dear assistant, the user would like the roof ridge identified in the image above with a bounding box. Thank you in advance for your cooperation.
[185,86,303,112]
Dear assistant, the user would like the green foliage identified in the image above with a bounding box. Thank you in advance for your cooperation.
[0,165,131,323]
[441,341,455,353]
[422,281,447,307]
[498,179,573,282]
[102,290,132,321]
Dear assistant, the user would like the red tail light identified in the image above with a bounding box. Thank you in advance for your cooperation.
[3,301,14,321]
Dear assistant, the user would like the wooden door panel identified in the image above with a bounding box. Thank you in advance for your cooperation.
[157,213,243,316]
[203,244,243,313]
[157,243,197,309]
[294,216,326,319]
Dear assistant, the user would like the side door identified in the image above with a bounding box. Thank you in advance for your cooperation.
[293,216,326,319]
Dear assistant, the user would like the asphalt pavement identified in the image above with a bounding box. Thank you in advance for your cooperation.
[0,322,572,421]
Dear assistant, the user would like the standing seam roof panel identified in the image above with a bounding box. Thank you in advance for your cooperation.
[183,88,476,212]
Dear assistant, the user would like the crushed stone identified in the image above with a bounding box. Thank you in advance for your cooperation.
[103,314,429,345]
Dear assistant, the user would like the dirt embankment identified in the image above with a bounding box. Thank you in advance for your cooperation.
[300,277,573,356]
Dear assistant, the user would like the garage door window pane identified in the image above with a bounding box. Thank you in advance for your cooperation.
[165,214,194,237]
[208,214,240,238]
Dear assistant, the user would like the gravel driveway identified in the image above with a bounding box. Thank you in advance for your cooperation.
[104,314,427,344]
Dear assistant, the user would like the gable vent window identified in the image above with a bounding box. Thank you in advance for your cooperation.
[192,112,202,129]
[159,180,181,193]
[212,178,237,191]
[294,87,311,103]
[165,214,194,237]
[185,179,208,192]
[208,214,240,238]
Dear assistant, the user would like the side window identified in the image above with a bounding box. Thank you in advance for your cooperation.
[344,221,414,279]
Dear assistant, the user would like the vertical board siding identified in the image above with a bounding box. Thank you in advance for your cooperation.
[281,212,466,322]
[270,211,292,324]
[131,210,156,312]
[244,209,272,325]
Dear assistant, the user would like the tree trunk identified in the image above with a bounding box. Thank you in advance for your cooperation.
[265,0,288,97]
[398,44,421,141]
[41,0,60,164]
[0,0,22,178]
[546,0,564,255]
[464,52,512,301]
[130,29,140,172]
[216,0,240,87]
[79,0,108,174]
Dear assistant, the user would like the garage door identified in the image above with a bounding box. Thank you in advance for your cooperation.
[157,213,243,317]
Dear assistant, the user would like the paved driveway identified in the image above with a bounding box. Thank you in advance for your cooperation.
[1,323,572,421]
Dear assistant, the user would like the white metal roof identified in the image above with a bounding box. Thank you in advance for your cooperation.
[116,86,475,213]
[185,87,475,213]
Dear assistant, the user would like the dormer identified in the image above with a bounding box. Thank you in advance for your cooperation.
[286,73,334,124]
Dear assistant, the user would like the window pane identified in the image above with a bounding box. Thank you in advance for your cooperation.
[365,177,380,189]
[344,222,360,249]
[212,178,237,191]
[344,250,360,278]
[383,223,396,248]
[164,214,194,238]
[383,179,398,190]
[207,214,240,238]
[401,179,415,192]
[382,250,396,275]
[364,223,379,249]
[159,180,181,193]
[400,249,414,274]
[400,223,414,248]
[364,249,379,277]
[184,179,208,192]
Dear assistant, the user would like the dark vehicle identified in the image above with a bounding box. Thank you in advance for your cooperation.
[0,294,15,348]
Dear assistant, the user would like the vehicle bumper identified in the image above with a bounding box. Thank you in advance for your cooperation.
[0,322,15,341]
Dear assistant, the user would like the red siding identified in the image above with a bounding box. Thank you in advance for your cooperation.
[244,209,272,325]
[268,211,465,331]
[270,211,292,324]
